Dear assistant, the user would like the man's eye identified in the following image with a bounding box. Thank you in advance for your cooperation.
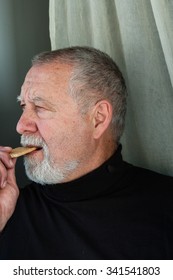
[35,106,46,112]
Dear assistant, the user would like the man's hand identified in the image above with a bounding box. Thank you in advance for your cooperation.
[0,146,19,232]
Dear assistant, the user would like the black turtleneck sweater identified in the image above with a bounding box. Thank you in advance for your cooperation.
[0,146,173,260]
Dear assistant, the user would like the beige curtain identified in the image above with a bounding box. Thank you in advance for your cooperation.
[49,0,173,176]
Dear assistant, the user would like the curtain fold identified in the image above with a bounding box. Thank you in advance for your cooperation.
[49,0,173,176]
[151,0,173,88]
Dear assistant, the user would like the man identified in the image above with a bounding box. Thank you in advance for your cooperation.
[0,46,173,259]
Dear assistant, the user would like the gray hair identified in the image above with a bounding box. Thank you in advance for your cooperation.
[32,46,127,143]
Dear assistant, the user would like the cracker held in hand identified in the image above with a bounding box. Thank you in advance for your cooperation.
[10,147,37,158]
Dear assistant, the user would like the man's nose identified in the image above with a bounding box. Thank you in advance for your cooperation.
[16,110,37,135]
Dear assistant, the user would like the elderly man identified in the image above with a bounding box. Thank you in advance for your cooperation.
[0,46,173,259]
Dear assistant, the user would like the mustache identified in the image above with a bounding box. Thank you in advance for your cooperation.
[20,135,46,149]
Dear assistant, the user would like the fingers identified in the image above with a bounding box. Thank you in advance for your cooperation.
[0,146,12,150]
[0,147,18,232]
[0,147,14,167]
[0,146,12,154]
[6,158,17,187]
[0,147,16,188]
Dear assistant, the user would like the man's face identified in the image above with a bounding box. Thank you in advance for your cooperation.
[16,63,95,184]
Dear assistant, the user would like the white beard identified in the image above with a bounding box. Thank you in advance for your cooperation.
[20,135,79,185]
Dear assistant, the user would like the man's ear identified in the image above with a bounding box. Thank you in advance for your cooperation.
[92,100,113,139]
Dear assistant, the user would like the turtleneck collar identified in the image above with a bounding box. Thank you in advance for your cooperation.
[39,145,126,202]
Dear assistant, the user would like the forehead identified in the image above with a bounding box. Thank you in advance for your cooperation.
[20,63,73,100]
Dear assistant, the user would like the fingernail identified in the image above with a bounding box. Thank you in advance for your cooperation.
[2,181,7,188]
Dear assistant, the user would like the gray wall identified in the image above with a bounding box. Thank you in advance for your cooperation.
[0,0,51,187]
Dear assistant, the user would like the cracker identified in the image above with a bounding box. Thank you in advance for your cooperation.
[10,147,37,158]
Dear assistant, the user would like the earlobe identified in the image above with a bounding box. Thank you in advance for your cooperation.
[92,100,112,139]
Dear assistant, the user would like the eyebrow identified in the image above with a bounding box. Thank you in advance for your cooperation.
[17,95,22,102]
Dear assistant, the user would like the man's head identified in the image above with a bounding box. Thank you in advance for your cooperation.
[16,46,127,185]
[32,46,127,142]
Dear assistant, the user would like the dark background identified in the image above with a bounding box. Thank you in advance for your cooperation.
[0,0,51,187]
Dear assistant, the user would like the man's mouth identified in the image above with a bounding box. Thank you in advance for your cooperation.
[26,146,43,153]
[24,145,43,154]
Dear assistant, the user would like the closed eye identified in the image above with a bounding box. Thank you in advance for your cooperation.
[35,105,47,112]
